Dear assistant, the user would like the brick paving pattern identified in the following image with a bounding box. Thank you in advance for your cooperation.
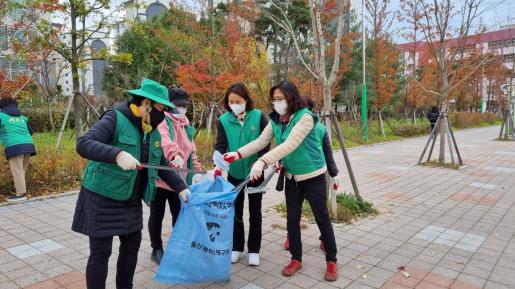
[1,125,514,288]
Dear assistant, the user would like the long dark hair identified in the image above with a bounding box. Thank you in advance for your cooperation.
[223,83,255,112]
[269,80,302,115]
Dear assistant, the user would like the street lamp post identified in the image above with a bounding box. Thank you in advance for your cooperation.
[361,0,368,142]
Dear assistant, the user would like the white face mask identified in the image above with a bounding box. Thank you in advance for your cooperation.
[230,103,246,116]
[273,100,288,116]
[173,107,187,118]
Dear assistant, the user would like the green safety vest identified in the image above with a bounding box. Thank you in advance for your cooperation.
[0,112,33,148]
[271,108,326,175]
[82,110,162,204]
[219,109,262,179]
[165,116,195,185]
[315,122,327,141]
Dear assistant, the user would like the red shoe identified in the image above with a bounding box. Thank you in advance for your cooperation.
[283,238,290,250]
[282,259,302,276]
[320,240,325,252]
[324,261,338,282]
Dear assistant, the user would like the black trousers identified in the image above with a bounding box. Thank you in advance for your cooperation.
[285,174,337,262]
[148,187,181,249]
[228,174,263,253]
[86,231,142,289]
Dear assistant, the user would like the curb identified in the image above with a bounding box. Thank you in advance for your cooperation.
[0,189,80,207]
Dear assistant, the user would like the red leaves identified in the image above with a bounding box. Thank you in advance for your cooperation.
[0,70,34,98]
[175,60,242,103]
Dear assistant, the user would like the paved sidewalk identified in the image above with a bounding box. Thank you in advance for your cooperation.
[1,125,515,289]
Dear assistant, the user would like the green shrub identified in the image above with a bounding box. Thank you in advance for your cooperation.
[274,193,377,224]
[336,193,378,217]
[22,109,75,133]
[393,123,431,137]
[449,112,498,128]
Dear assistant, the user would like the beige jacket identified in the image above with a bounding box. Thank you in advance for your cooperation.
[238,113,327,181]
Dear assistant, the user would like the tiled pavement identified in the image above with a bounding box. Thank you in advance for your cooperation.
[1,125,515,289]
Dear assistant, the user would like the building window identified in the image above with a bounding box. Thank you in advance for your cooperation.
[146,3,167,22]
[489,39,515,48]
[503,53,515,62]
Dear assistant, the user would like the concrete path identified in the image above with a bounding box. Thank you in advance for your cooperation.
[1,125,514,289]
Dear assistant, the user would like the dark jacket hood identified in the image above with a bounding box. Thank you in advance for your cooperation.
[0,105,21,117]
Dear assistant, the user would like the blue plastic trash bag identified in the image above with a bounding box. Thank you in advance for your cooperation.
[156,177,237,285]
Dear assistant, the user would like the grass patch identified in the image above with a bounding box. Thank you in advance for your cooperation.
[420,160,461,170]
[274,193,378,224]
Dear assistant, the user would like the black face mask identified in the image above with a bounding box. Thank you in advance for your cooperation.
[148,106,165,128]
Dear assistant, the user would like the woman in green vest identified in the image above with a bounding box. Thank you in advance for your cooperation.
[0,97,36,202]
[214,83,269,266]
[223,80,339,281]
[72,79,190,289]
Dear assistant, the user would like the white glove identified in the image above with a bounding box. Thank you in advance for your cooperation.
[170,155,184,168]
[192,173,204,184]
[250,160,265,182]
[179,189,191,204]
[330,176,341,191]
[116,151,140,171]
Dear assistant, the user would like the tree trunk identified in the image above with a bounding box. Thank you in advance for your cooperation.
[70,3,83,139]
[412,108,416,124]
[48,100,55,132]
[323,84,332,140]
[378,111,385,137]
[206,102,215,135]
[438,102,448,164]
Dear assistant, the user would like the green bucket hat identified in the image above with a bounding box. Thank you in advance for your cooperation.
[126,79,174,108]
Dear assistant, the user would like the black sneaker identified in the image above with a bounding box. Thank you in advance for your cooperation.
[7,194,27,202]
[151,247,164,265]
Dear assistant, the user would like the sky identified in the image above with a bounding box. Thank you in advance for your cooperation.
[350,0,515,44]
[102,0,513,44]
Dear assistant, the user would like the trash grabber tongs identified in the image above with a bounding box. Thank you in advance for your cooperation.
[232,169,277,195]
[246,169,276,194]
[137,163,208,175]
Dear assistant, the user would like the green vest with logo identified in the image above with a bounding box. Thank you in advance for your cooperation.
[0,112,33,148]
[82,110,162,204]
[165,116,195,185]
[271,108,326,175]
[219,109,262,179]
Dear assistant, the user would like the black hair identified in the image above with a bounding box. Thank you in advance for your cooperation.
[223,83,255,112]
[269,80,302,115]
[0,97,18,109]
[129,95,156,106]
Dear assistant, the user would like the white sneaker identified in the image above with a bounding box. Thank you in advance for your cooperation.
[248,253,260,266]
[231,251,242,263]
